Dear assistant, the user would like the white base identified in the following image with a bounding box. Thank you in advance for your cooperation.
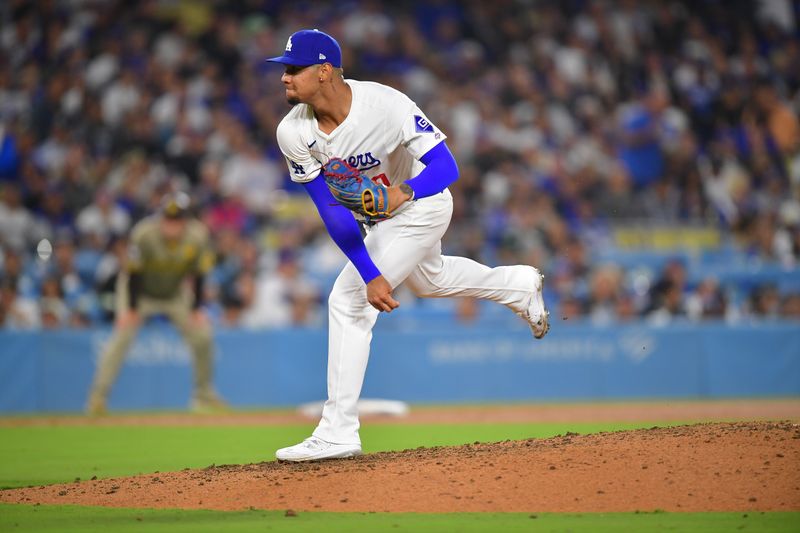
[298,398,410,419]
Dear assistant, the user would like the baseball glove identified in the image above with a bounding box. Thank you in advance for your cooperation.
[322,158,390,223]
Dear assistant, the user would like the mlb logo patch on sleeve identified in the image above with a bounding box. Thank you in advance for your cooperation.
[414,115,434,133]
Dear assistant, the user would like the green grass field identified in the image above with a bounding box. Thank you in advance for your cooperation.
[2,504,797,533]
[1,416,798,532]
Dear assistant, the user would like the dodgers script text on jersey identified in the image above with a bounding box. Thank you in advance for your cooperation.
[276,79,446,207]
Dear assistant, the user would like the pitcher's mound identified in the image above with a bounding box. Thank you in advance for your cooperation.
[3,421,799,512]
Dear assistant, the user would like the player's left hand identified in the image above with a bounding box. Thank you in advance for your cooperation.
[366,275,399,313]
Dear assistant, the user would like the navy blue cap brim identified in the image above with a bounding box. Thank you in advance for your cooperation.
[265,55,313,66]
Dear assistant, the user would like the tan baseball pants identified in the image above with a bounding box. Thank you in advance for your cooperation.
[87,275,215,405]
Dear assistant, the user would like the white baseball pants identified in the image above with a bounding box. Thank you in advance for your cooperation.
[312,189,536,445]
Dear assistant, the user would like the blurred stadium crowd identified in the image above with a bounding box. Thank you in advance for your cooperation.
[1,0,799,330]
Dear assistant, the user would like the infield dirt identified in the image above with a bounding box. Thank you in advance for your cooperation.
[3,421,799,513]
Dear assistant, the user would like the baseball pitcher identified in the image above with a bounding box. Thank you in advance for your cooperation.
[268,30,549,461]
[86,192,226,414]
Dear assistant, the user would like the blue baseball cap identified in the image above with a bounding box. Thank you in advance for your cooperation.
[266,29,342,68]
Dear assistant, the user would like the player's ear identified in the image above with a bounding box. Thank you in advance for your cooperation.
[318,63,332,82]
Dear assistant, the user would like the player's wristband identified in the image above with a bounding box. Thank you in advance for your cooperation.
[399,182,415,201]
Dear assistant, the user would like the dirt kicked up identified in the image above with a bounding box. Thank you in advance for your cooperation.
[3,421,799,513]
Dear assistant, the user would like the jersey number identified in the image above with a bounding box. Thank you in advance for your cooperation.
[371,173,390,186]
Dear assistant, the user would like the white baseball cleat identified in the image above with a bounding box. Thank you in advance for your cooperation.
[518,266,550,339]
[276,437,362,462]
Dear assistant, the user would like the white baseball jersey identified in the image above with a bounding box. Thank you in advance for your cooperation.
[272,80,545,450]
[276,79,447,201]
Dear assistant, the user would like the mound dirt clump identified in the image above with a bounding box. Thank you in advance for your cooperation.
[2,421,799,513]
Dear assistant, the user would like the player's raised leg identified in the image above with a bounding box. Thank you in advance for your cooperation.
[406,245,550,338]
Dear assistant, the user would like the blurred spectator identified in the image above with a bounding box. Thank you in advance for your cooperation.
[747,283,781,319]
[219,270,257,328]
[101,68,141,127]
[49,235,87,306]
[0,279,40,330]
[0,247,25,287]
[0,0,798,329]
[75,189,131,247]
[614,292,639,322]
[780,293,800,318]
[640,177,682,221]
[0,182,46,251]
[646,259,689,324]
[647,280,687,325]
[586,265,623,325]
[648,259,688,305]
[218,131,282,217]
[203,188,253,235]
[32,119,70,177]
[94,236,129,322]
[39,276,69,329]
[60,144,95,215]
[37,185,74,235]
[617,91,667,190]
[243,249,321,328]
[594,166,644,220]
[752,79,800,158]
[685,278,728,321]
[0,122,20,180]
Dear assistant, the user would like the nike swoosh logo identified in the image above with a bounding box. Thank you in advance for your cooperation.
[307,140,317,148]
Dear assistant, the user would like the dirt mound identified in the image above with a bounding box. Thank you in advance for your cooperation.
[3,421,800,513]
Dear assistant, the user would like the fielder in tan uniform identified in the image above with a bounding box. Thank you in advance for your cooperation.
[86,192,226,414]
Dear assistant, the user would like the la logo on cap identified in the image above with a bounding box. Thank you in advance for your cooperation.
[266,29,342,68]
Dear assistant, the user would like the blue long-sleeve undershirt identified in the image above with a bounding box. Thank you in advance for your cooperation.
[303,176,382,284]
[404,141,459,199]
[303,140,459,284]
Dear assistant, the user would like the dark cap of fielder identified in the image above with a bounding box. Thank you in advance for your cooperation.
[266,29,342,68]
[161,191,191,219]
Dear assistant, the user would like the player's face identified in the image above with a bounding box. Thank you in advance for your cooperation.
[160,217,187,241]
[281,64,320,105]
